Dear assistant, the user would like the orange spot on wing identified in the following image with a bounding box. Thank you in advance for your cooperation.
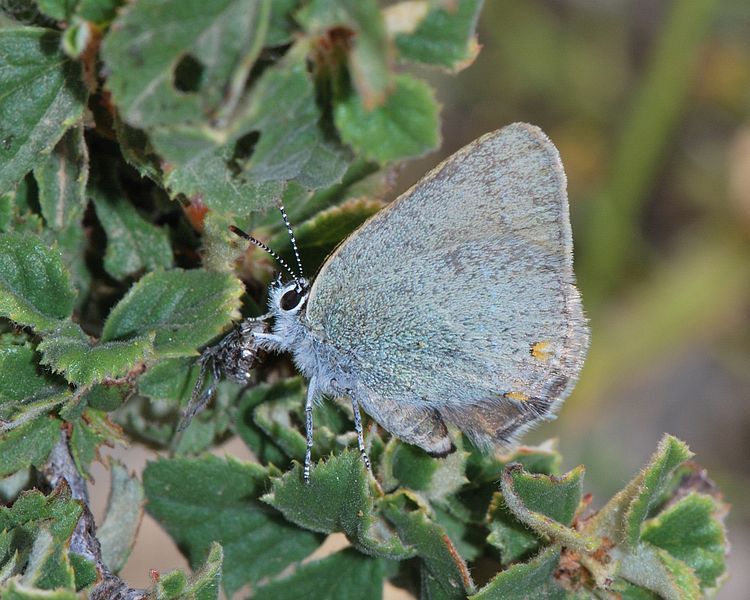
[505,391,529,402]
[531,341,553,362]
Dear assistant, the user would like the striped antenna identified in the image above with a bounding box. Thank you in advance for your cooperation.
[229,225,298,281]
[278,205,304,278]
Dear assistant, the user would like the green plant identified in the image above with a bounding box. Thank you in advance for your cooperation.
[0,1,729,599]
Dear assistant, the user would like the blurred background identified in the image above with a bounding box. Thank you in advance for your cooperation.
[404,0,749,596]
[92,1,750,597]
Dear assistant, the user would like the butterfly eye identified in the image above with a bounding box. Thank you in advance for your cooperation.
[280,287,304,311]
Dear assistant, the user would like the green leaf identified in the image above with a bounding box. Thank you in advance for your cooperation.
[0,338,53,403]
[617,543,701,600]
[608,579,661,599]
[102,0,270,133]
[334,74,439,163]
[0,417,61,477]
[485,491,540,566]
[90,164,173,280]
[234,380,291,467]
[500,464,593,555]
[263,449,411,558]
[165,57,349,213]
[267,0,301,46]
[137,357,198,405]
[68,552,96,590]
[154,542,222,600]
[98,459,144,574]
[38,329,154,386]
[165,149,284,215]
[254,548,393,600]
[382,440,469,505]
[298,0,390,108]
[0,28,86,194]
[0,192,12,232]
[20,527,75,591]
[0,233,75,331]
[589,435,693,548]
[380,491,474,597]
[0,384,69,434]
[0,485,83,593]
[263,449,369,535]
[77,0,123,24]
[251,387,307,461]
[113,116,164,183]
[624,437,694,546]
[394,0,483,71]
[143,455,320,596]
[383,441,437,492]
[35,0,77,21]
[33,124,88,232]
[501,464,584,528]
[489,462,591,566]
[69,409,124,477]
[641,493,727,589]
[285,158,383,223]
[0,484,82,544]
[432,505,484,563]
[466,441,562,483]
[0,582,79,599]
[470,546,566,600]
[101,269,243,358]
[41,222,91,312]
[81,383,129,412]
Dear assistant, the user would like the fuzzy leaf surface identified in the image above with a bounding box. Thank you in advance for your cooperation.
[38,329,153,387]
[98,459,144,574]
[0,233,75,331]
[0,418,61,477]
[101,269,243,358]
[152,542,222,600]
[0,28,86,195]
[471,545,566,600]
[589,435,692,548]
[102,0,269,132]
[143,455,319,596]
[395,0,483,70]
[90,165,173,280]
[0,338,70,430]
[380,491,474,597]
[640,493,727,589]
[334,74,439,163]
[33,124,88,232]
[254,548,393,600]
[264,449,411,558]
[165,57,349,212]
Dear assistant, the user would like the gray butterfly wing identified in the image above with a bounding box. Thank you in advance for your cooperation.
[305,123,589,449]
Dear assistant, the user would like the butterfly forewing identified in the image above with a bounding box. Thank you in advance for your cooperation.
[305,123,589,444]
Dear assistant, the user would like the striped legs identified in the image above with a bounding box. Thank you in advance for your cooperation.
[302,381,372,484]
[303,377,316,484]
[350,395,372,475]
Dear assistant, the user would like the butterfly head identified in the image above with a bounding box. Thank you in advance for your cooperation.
[230,205,309,328]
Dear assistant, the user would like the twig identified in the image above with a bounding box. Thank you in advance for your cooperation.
[42,430,147,600]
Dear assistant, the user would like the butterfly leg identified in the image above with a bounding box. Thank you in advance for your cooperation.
[303,376,317,484]
[251,331,286,351]
[178,351,220,431]
[350,395,372,475]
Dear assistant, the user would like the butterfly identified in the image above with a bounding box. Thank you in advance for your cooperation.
[186,123,589,483]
